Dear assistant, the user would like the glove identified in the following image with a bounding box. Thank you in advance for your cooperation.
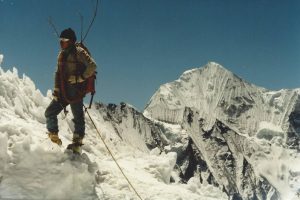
[68,75,85,84]
[52,88,60,101]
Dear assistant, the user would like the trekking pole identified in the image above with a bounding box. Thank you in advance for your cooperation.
[88,92,95,109]
[83,105,144,200]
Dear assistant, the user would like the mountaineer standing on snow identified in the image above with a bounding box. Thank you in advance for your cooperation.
[45,28,97,153]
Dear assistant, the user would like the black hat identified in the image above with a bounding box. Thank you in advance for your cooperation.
[60,28,77,42]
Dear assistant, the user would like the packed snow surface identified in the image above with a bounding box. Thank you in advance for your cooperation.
[0,66,227,199]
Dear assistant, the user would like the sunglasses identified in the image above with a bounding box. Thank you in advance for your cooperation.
[60,38,70,42]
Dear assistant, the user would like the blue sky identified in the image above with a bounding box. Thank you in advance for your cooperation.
[1,0,300,110]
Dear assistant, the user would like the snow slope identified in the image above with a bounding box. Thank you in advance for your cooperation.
[0,66,227,199]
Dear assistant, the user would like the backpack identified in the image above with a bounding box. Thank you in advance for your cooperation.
[75,42,96,108]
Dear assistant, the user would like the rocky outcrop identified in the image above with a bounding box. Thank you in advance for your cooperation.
[95,102,169,151]
[286,94,300,149]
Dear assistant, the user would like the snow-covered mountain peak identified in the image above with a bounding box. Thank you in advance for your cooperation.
[144,60,300,199]
[144,62,299,136]
[145,62,255,122]
[203,61,228,71]
[148,62,239,106]
[178,62,232,83]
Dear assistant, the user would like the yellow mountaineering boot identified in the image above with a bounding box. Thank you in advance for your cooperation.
[48,132,62,146]
[67,134,83,154]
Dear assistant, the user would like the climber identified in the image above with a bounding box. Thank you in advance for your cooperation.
[44,28,97,153]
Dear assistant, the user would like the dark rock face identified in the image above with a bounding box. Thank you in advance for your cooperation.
[95,102,168,150]
[287,95,300,150]
[178,138,219,186]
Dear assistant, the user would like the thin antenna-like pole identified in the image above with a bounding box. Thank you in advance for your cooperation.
[82,0,99,42]
[78,12,84,42]
[48,17,60,38]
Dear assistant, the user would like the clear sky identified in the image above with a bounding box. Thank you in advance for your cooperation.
[1,0,300,110]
